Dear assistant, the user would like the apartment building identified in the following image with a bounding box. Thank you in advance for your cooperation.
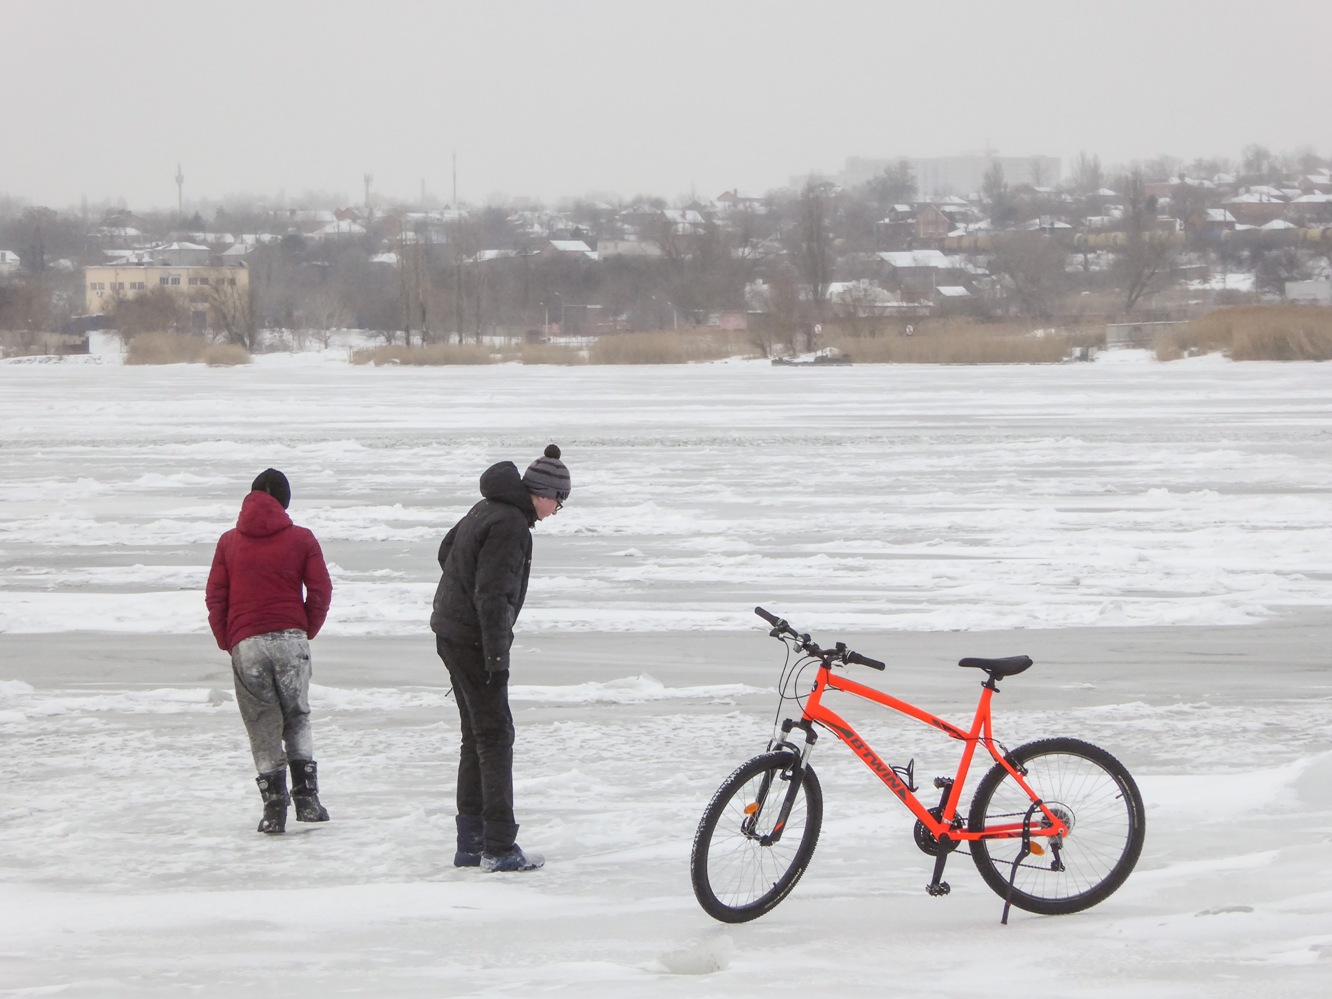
[84,260,249,328]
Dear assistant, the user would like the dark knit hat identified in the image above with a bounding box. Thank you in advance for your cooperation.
[251,468,291,509]
[522,444,571,501]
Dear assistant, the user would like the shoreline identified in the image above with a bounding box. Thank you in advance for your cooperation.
[6,611,1329,707]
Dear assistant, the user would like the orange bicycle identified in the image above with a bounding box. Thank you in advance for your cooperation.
[690,608,1145,923]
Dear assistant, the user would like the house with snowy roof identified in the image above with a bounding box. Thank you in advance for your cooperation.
[716,190,766,212]
[540,240,597,261]
[1224,190,1288,227]
[1286,193,1332,225]
[152,241,211,266]
[308,219,367,239]
[1191,208,1237,235]
[1298,171,1332,195]
[877,249,975,298]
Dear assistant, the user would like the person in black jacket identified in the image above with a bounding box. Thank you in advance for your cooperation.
[431,444,570,873]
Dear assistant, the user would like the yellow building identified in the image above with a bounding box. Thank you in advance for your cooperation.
[84,261,249,329]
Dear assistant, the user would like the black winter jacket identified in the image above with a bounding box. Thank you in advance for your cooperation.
[430,461,536,671]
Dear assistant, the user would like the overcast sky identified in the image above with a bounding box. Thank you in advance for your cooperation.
[3,0,1325,212]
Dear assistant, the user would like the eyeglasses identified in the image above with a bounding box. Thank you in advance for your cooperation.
[555,499,564,512]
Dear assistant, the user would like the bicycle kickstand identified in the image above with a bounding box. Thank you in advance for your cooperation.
[1000,801,1041,925]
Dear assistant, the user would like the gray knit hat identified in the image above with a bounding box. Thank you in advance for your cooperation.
[522,444,571,501]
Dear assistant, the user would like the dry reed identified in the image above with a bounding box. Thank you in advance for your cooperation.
[124,332,208,365]
[519,343,587,365]
[825,320,1072,364]
[1158,306,1332,361]
[588,330,752,364]
[203,343,251,366]
[350,344,497,366]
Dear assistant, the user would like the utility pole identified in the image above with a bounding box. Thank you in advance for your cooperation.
[417,218,429,343]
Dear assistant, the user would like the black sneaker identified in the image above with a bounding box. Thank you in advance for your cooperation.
[480,844,544,873]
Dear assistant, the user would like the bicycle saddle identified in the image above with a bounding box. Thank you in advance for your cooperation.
[958,655,1034,677]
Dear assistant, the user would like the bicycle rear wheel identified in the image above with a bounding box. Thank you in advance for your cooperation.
[690,751,823,923]
[968,737,1145,915]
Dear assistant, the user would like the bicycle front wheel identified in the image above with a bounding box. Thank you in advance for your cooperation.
[968,737,1145,915]
[690,751,823,923]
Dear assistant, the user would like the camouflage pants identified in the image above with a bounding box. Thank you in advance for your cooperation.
[231,629,314,774]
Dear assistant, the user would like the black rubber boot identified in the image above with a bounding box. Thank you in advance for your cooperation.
[289,760,330,823]
[454,814,483,868]
[255,768,289,834]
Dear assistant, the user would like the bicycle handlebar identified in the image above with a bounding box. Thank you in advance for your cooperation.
[846,650,887,671]
[753,606,886,671]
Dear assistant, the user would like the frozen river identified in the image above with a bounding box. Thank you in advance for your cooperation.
[1,345,1330,997]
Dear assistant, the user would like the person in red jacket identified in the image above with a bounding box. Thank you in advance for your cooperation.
[206,468,333,834]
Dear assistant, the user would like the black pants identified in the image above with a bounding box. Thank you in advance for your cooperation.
[435,635,517,851]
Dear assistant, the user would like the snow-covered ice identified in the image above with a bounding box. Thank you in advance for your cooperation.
[1,343,1330,996]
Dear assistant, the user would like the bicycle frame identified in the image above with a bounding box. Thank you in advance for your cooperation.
[777,663,1070,846]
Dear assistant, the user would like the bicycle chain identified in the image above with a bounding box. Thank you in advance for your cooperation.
[977,811,1061,872]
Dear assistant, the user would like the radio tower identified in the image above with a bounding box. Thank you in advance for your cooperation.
[176,163,184,216]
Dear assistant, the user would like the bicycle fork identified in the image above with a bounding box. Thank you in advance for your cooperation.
[747,719,819,845]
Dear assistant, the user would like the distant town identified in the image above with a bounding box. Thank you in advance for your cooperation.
[1,145,1330,359]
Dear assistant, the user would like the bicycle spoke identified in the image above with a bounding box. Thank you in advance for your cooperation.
[969,739,1144,915]
[690,753,823,922]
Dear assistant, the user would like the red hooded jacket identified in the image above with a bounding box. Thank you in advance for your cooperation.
[206,491,332,651]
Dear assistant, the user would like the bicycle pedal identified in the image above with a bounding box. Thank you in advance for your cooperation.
[926,881,951,897]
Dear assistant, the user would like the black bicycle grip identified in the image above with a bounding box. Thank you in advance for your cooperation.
[754,606,780,626]
[847,651,887,671]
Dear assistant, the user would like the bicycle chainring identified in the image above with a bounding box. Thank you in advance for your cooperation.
[913,807,961,856]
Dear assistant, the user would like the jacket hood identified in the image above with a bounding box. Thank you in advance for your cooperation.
[479,461,536,525]
[236,490,294,538]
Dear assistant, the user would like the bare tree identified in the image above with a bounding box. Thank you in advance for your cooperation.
[1142,154,1182,182]
[1071,152,1104,196]
[1240,144,1277,184]
[204,274,259,350]
[869,159,917,208]
[791,182,832,316]
[301,286,352,346]
[988,233,1070,320]
[982,162,1015,227]
[1170,179,1213,247]
[1254,246,1313,296]
[829,280,887,338]
[751,267,803,357]
[110,286,186,338]
[0,275,66,350]
[1114,168,1178,315]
